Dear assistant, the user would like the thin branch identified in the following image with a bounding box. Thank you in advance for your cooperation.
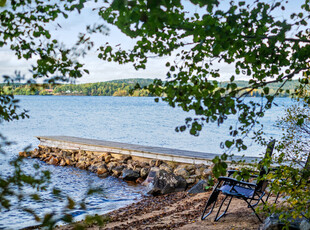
[242,35,310,43]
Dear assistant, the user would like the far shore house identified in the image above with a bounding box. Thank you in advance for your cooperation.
[44,89,54,93]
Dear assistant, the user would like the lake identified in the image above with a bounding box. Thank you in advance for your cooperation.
[0,96,293,229]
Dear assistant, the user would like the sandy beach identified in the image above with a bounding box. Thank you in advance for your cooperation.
[57,191,263,230]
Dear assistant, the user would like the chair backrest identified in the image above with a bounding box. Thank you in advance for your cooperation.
[256,139,276,192]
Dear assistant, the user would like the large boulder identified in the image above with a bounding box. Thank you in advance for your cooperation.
[145,167,187,196]
[262,213,309,230]
[122,169,140,181]
[300,219,310,230]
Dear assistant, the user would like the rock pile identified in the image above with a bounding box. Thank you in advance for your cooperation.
[20,146,214,195]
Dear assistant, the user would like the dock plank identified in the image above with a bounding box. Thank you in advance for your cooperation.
[36,136,259,164]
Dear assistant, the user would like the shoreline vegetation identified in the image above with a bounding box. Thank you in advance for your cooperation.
[0,78,301,97]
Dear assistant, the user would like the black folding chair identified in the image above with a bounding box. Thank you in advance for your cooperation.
[201,140,276,223]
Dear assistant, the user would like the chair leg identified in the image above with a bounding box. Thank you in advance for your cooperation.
[243,197,263,223]
[274,191,280,203]
[265,191,271,203]
[214,195,233,222]
[201,190,220,220]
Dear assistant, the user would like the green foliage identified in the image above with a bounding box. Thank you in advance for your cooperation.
[266,101,310,223]
[52,81,152,96]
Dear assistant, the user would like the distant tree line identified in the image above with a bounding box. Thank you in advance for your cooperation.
[0,79,154,96]
[0,79,303,97]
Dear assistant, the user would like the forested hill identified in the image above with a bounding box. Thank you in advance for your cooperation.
[219,80,299,97]
[2,78,155,96]
[0,78,302,97]
[106,78,154,86]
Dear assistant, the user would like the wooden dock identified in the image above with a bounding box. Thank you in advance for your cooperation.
[36,136,259,165]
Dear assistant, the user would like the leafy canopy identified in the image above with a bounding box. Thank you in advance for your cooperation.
[96,0,310,151]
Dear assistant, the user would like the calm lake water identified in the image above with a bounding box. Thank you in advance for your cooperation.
[0,96,294,229]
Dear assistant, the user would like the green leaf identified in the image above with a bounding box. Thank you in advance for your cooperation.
[225,140,233,148]
[0,0,6,7]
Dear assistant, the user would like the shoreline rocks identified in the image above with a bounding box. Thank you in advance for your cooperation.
[20,146,215,195]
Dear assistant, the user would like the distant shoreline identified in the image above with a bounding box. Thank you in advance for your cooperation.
[1,78,300,97]
[12,94,292,98]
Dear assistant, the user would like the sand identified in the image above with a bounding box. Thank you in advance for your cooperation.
[57,191,264,230]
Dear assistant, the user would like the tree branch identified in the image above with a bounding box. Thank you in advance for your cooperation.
[242,35,310,43]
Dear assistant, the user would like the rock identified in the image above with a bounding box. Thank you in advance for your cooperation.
[261,213,306,230]
[59,159,66,166]
[48,156,59,165]
[194,168,203,177]
[142,167,160,186]
[155,160,163,167]
[186,175,197,184]
[159,163,173,174]
[147,168,187,196]
[105,155,112,164]
[187,180,208,194]
[119,155,131,163]
[127,160,140,170]
[136,177,144,184]
[78,156,91,168]
[102,152,111,158]
[122,169,140,181]
[97,164,108,175]
[202,168,212,178]
[95,154,105,162]
[186,164,196,171]
[76,162,87,170]
[140,167,150,179]
[40,154,48,160]
[88,164,99,173]
[45,156,52,162]
[134,166,142,173]
[64,157,72,165]
[194,165,207,177]
[300,219,310,230]
[61,150,72,158]
[149,159,157,167]
[174,166,190,179]
[19,151,28,157]
[139,161,149,168]
[107,162,118,172]
[31,148,40,158]
[112,166,124,177]
[76,150,87,160]
[98,172,109,178]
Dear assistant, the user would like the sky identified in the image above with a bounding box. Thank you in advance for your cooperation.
[0,0,306,84]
